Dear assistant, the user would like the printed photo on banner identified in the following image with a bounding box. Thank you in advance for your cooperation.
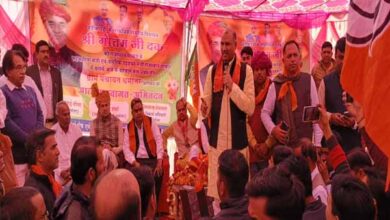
[197,15,310,90]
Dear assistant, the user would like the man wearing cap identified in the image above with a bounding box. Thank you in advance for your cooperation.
[39,0,83,87]
[247,52,273,175]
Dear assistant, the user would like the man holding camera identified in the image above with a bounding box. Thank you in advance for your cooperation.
[318,37,361,153]
[261,40,322,147]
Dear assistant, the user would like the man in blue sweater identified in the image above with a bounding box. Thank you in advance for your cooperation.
[1,50,44,186]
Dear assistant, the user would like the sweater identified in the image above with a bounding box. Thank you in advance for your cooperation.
[1,84,44,163]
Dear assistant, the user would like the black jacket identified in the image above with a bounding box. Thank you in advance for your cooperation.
[52,183,91,220]
[214,196,251,220]
[24,171,56,217]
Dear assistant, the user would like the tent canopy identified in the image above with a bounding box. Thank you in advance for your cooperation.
[127,0,349,13]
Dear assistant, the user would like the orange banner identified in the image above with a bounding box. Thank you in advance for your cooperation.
[29,0,183,131]
[198,15,311,90]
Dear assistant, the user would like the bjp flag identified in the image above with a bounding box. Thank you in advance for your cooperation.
[185,43,201,110]
[341,0,390,188]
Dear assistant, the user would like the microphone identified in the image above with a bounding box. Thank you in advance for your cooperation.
[223,61,229,91]
[223,61,229,75]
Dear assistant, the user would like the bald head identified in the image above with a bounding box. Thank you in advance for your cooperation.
[221,29,237,62]
[92,169,141,220]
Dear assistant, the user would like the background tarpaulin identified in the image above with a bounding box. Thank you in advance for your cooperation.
[197,15,311,91]
[28,0,184,131]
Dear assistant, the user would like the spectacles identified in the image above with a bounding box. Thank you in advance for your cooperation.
[12,65,27,72]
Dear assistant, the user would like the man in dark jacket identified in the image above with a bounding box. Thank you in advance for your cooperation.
[24,128,61,216]
[26,40,63,127]
[52,136,105,220]
[214,149,251,220]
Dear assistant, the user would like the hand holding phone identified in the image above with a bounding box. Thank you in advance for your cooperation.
[303,106,320,122]
[271,121,289,144]
[281,121,289,131]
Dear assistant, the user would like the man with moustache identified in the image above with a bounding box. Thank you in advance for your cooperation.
[261,40,322,147]
[1,50,44,186]
[24,128,61,216]
[201,29,255,205]
[27,40,63,127]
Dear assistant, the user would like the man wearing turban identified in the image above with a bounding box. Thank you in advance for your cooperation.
[39,0,83,87]
[90,83,124,167]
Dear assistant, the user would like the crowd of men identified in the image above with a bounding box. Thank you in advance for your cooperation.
[0,24,389,220]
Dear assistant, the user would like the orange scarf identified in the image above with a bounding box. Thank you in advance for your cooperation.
[128,116,157,157]
[277,68,300,111]
[255,78,271,105]
[213,58,241,93]
[31,165,62,198]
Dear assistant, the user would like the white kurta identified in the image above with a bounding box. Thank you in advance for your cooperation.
[202,59,255,199]
[52,123,82,184]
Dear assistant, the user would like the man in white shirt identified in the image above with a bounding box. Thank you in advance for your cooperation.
[0,44,47,121]
[0,75,46,122]
[123,98,163,203]
[1,50,44,186]
[52,101,82,185]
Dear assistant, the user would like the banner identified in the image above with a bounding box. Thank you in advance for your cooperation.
[28,0,183,131]
[198,15,311,90]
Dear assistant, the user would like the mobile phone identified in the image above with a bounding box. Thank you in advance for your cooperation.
[303,106,320,122]
[343,111,352,118]
[345,93,354,103]
[280,121,289,131]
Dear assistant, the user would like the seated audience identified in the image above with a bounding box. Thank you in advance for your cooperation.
[0,133,17,195]
[128,166,155,219]
[162,98,201,162]
[326,174,376,220]
[123,98,163,203]
[52,136,105,220]
[268,145,293,167]
[214,149,251,220]
[246,166,305,220]
[280,156,326,220]
[318,105,386,220]
[92,169,141,220]
[90,83,123,167]
[52,101,82,185]
[300,138,328,205]
[347,149,390,220]
[0,186,48,220]
[24,128,61,215]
